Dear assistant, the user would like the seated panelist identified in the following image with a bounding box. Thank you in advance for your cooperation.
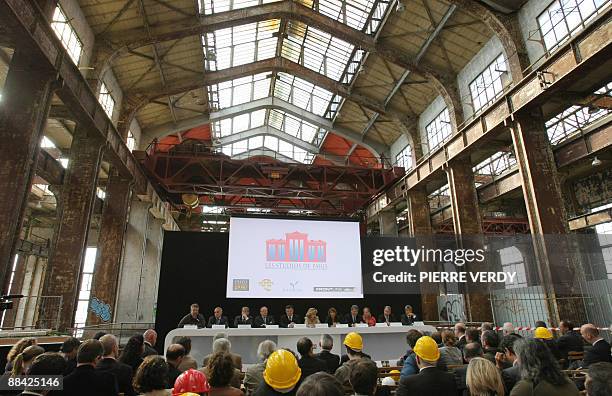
[178,303,206,328]
[207,306,229,328]
[401,305,417,325]
[377,305,397,325]
[252,306,276,327]
[279,305,302,328]
[233,306,253,327]
[343,305,363,326]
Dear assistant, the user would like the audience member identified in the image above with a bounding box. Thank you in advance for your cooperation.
[93,331,107,340]
[430,331,443,346]
[344,305,362,326]
[535,321,547,329]
[5,338,36,373]
[253,349,302,396]
[439,330,463,366]
[165,344,185,386]
[481,322,494,332]
[207,352,243,396]
[362,307,376,327]
[97,334,136,396]
[335,332,369,385]
[325,307,341,327]
[133,355,169,395]
[253,306,276,327]
[175,336,198,371]
[349,359,378,396]
[396,336,457,396]
[401,305,417,325]
[400,329,423,378]
[584,362,612,396]
[63,339,118,396]
[580,324,612,367]
[280,305,302,328]
[481,330,500,363]
[316,334,340,374]
[378,305,396,325]
[496,334,521,393]
[510,338,578,396]
[233,306,253,327]
[534,327,561,360]
[296,337,327,379]
[455,343,484,396]
[295,372,344,396]
[59,337,80,375]
[178,303,206,328]
[11,345,44,376]
[207,306,229,328]
[172,369,210,395]
[503,322,516,336]
[18,352,66,396]
[202,338,242,370]
[466,328,481,345]
[557,320,584,366]
[244,340,277,393]
[119,335,145,372]
[142,329,158,357]
[467,357,505,396]
[455,323,467,350]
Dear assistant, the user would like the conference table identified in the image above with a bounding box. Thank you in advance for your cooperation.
[165,324,436,366]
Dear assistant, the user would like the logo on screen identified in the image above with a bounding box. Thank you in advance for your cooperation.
[266,232,327,262]
[259,279,274,291]
[232,279,249,291]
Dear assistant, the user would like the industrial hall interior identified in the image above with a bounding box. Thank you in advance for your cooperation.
[0,0,611,392]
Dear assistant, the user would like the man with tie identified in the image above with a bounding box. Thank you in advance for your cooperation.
[233,306,253,327]
[252,306,276,327]
[377,305,396,325]
[280,305,303,328]
[206,306,229,328]
[343,305,363,326]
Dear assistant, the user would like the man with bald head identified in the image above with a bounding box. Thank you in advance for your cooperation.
[97,334,136,396]
[142,329,157,357]
[207,306,229,328]
[166,344,185,386]
[581,324,612,367]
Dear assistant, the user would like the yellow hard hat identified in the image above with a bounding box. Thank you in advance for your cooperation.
[263,349,301,390]
[413,336,440,361]
[389,369,400,381]
[343,332,363,351]
[534,327,553,340]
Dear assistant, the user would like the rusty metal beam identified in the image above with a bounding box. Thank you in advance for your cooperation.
[36,149,65,186]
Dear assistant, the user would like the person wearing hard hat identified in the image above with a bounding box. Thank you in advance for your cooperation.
[396,336,457,396]
[172,368,210,395]
[534,326,562,360]
[334,332,371,386]
[253,349,302,395]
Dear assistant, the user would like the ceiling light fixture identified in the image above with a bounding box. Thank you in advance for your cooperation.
[592,156,602,166]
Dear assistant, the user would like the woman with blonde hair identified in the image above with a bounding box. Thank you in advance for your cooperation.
[11,345,45,376]
[467,357,505,396]
[4,337,37,373]
[304,308,320,327]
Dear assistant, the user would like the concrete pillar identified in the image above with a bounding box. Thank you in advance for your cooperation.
[137,218,164,324]
[397,118,424,161]
[43,127,104,330]
[86,170,132,325]
[0,49,56,290]
[510,112,582,325]
[378,210,398,236]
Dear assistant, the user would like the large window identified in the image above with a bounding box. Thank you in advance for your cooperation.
[425,108,452,152]
[469,54,508,114]
[538,0,609,52]
[498,247,528,289]
[473,151,517,177]
[126,130,136,152]
[98,82,115,119]
[51,6,83,65]
[73,247,97,332]
[395,145,413,169]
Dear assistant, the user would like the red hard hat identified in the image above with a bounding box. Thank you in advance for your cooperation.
[172,369,211,395]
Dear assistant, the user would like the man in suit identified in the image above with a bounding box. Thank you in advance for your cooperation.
[454,322,467,350]
[63,339,119,396]
[400,305,416,325]
[142,329,158,357]
[233,306,253,327]
[557,320,584,364]
[480,330,500,364]
[18,352,67,396]
[495,334,521,394]
[280,305,303,328]
[59,337,80,375]
[166,344,185,387]
[454,343,483,396]
[377,305,396,325]
[207,306,229,328]
[252,306,275,327]
[97,334,136,396]
[316,334,340,374]
[178,303,206,328]
[581,324,612,367]
[343,305,362,326]
[296,337,327,379]
[397,336,457,396]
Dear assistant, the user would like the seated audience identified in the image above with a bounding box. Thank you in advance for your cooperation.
[343,305,362,326]
[325,307,341,327]
[455,323,467,350]
[172,369,210,395]
[503,322,517,336]
[5,337,36,373]
[206,352,243,396]
[11,345,44,376]
[233,306,253,327]
[202,338,242,371]
[316,334,340,374]
[556,320,583,366]
[304,308,321,328]
[207,306,229,328]
[59,337,80,375]
[401,305,416,325]
[535,321,547,329]
[481,330,501,363]
[178,303,206,328]
[165,344,185,387]
[362,307,376,327]
[253,349,302,396]
[97,334,136,396]
[496,334,521,393]
[280,305,302,328]
[396,336,457,396]
[253,306,275,327]
[349,359,378,396]
[93,332,107,340]
[143,329,158,357]
[296,337,327,379]
[377,305,396,325]
[466,357,505,396]
[466,328,481,345]
[510,338,578,396]
[584,362,612,396]
[431,331,443,346]
[580,324,612,367]
[400,329,423,378]
[175,336,198,371]
[295,372,344,396]
[133,355,170,396]
[481,322,494,331]
[534,327,561,360]
[455,343,484,396]
[244,340,277,394]
[119,335,145,372]
[439,330,463,366]
[335,332,369,385]
[63,339,119,396]
[18,352,67,396]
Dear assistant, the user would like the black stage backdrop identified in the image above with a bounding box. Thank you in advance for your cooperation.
[155,231,421,349]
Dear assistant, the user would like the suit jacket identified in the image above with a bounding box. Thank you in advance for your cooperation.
[582,339,612,367]
[400,313,416,325]
[63,365,119,396]
[178,313,206,328]
[207,315,229,328]
[143,342,158,357]
[343,313,362,325]
[377,314,397,324]
[456,335,467,351]
[178,355,198,371]
[509,379,579,396]
[453,365,468,396]
[396,367,457,396]
[298,355,327,379]
[252,315,276,327]
[557,331,584,360]
[253,382,299,396]
[280,314,303,328]
[315,349,340,374]
[502,364,520,394]
[96,357,136,396]
[233,315,253,327]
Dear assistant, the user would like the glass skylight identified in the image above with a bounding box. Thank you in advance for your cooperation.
[221,135,313,163]
[199,0,281,15]
[268,109,320,143]
[212,109,266,137]
[274,73,334,117]
[209,73,271,110]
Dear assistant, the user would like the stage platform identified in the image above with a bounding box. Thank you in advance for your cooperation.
[165,324,436,366]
